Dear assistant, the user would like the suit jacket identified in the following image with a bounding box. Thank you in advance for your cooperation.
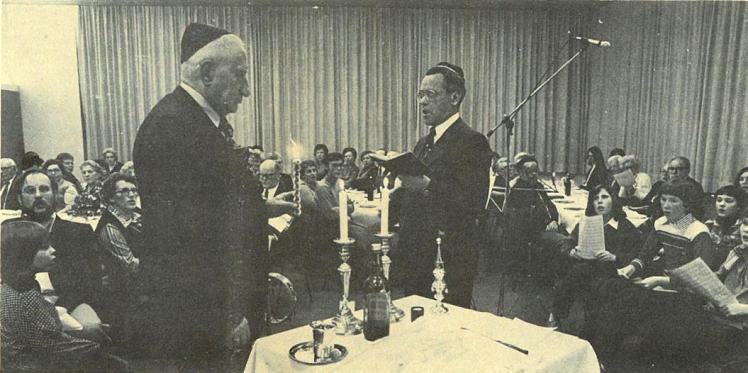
[132,86,268,357]
[1,174,21,210]
[276,174,294,196]
[396,118,491,298]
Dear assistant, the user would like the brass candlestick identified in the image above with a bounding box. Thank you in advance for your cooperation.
[376,232,405,322]
[431,235,448,314]
[332,238,362,335]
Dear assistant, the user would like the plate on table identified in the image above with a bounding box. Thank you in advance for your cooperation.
[562,207,584,211]
[357,202,378,209]
[554,199,574,204]
[289,341,348,365]
[548,193,565,200]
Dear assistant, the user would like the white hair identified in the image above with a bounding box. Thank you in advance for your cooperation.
[1,158,17,168]
[180,34,247,88]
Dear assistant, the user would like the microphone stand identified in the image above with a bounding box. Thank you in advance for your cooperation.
[493,44,590,316]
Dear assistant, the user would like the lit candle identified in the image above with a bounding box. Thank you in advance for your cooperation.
[380,187,389,235]
[339,188,349,240]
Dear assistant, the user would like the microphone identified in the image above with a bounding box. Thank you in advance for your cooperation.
[572,36,611,47]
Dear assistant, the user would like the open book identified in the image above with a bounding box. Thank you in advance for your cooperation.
[382,152,430,176]
[667,258,738,309]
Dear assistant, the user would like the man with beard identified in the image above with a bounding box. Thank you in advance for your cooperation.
[13,170,102,312]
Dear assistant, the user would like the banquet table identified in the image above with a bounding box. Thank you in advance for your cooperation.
[245,295,600,373]
[552,189,648,234]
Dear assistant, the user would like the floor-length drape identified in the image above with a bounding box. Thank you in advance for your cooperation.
[77,4,593,171]
[77,3,746,190]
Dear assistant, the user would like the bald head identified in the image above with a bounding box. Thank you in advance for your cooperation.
[259,159,280,189]
[1,158,17,183]
[181,34,249,116]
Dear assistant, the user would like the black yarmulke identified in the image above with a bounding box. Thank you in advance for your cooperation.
[180,23,231,63]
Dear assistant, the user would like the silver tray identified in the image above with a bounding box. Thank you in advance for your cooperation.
[289,341,348,365]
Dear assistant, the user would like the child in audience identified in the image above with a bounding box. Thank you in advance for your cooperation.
[1,220,127,372]
[548,185,642,331]
[705,185,746,265]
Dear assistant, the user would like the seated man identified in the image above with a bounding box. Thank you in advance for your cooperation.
[14,170,103,311]
[264,152,293,192]
[349,150,379,196]
[95,173,144,343]
[504,154,571,277]
[259,159,293,200]
[649,156,705,220]
[1,220,127,372]
[1,158,20,209]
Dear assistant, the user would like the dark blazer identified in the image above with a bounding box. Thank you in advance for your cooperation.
[277,173,294,196]
[132,86,268,359]
[1,174,21,210]
[46,216,102,310]
[395,118,492,306]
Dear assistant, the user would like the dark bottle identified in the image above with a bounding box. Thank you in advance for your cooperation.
[363,243,390,341]
[563,173,572,196]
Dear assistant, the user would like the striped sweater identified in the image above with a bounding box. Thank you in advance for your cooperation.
[630,214,716,274]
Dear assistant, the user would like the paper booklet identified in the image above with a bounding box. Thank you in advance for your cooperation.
[576,215,606,260]
[667,258,738,309]
[613,169,636,187]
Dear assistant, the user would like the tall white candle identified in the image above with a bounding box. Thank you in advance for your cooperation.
[339,188,349,240]
[380,188,389,235]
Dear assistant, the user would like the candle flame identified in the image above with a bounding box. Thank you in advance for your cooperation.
[289,139,303,161]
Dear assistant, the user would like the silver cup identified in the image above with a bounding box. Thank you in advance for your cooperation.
[310,321,336,361]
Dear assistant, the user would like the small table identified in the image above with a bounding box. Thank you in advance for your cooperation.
[245,295,600,372]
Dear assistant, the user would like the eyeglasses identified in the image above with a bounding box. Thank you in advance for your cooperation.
[22,185,52,194]
[259,173,278,179]
[115,188,138,195]
[667,166,688,171]
[417,89,443,101]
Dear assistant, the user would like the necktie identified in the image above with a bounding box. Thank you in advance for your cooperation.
[218,116,237,147]
[263,188,269,200]
[425,127,437,151]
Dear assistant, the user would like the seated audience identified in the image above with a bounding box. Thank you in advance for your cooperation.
[591,179,716,363]
[648,156,705,221]
[1,158,21,210]
[80,160,106,191]
[341,147,360,186]
[705,185,746,265]
[0,220,126,372]
[15,170,103,311]
[245,148,264,177]
[259,159,292,200]
[55,152,82,191]
[548,185,643,330]
[616,155,652,210]
[736,166,748,193]
[43,159,78,211]
[119,161,135,178]
[608,147,625,158]
[21,151,44,172]
[313,144,329,181]
[95,173,144,344]
[581,146,608,191]
[349,150,378,195]
[300,160,319,192]
[265,152,293,191]
[99,148,123,175]
[504,154,571,275]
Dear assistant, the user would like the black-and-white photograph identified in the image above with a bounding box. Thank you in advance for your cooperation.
[1,0,747,372]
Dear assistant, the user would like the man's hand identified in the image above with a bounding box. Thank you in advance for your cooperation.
[397,174,431,192]
[720,303,748,318]
[545,221,559,232]
[595,251,617,262]
[617,264,636,279]
[569,246,583,260]
[227,317,251,350]
[633,276,669,289]
[266,191,297,217]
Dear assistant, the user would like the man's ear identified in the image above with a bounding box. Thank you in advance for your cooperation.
[449,91,463,106]
[199,59,217,86]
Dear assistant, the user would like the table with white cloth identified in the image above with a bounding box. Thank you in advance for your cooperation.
[553,189,648,234]
[246,295,600,373]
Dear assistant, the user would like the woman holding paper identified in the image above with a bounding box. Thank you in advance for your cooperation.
[548,185,642,330]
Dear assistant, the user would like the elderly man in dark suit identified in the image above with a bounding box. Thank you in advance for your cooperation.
[395,62,492,308]
[133,23,286,370]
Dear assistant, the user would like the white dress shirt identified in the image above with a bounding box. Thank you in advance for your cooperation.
[180,82,221,128]
[432,112,460,144]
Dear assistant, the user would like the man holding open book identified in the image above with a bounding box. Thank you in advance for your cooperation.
[394,62,492,308]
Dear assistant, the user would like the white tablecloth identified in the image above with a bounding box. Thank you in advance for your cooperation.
[553,189,648,234]
[245,295,599,373]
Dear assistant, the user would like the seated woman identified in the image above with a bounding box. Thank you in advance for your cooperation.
[42,159,78,211]
[616,155,652,212]
[95,173,144,343]
[349,150,378,195]
[69,160,107,216]
[581,146,609,191]
[590,179,717,365]
[341,147,360,187]
[1,220,127,372]
[548,185,642,330]
[705,185,746,265]
[736,166,748,194]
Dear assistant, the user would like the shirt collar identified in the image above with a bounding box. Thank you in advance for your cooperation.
[265,185,278,197]
[433,112,460,143]
[665,213,696,231]
[107,205,140,228]
[607,219,619,230]
[180,82,221,128]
